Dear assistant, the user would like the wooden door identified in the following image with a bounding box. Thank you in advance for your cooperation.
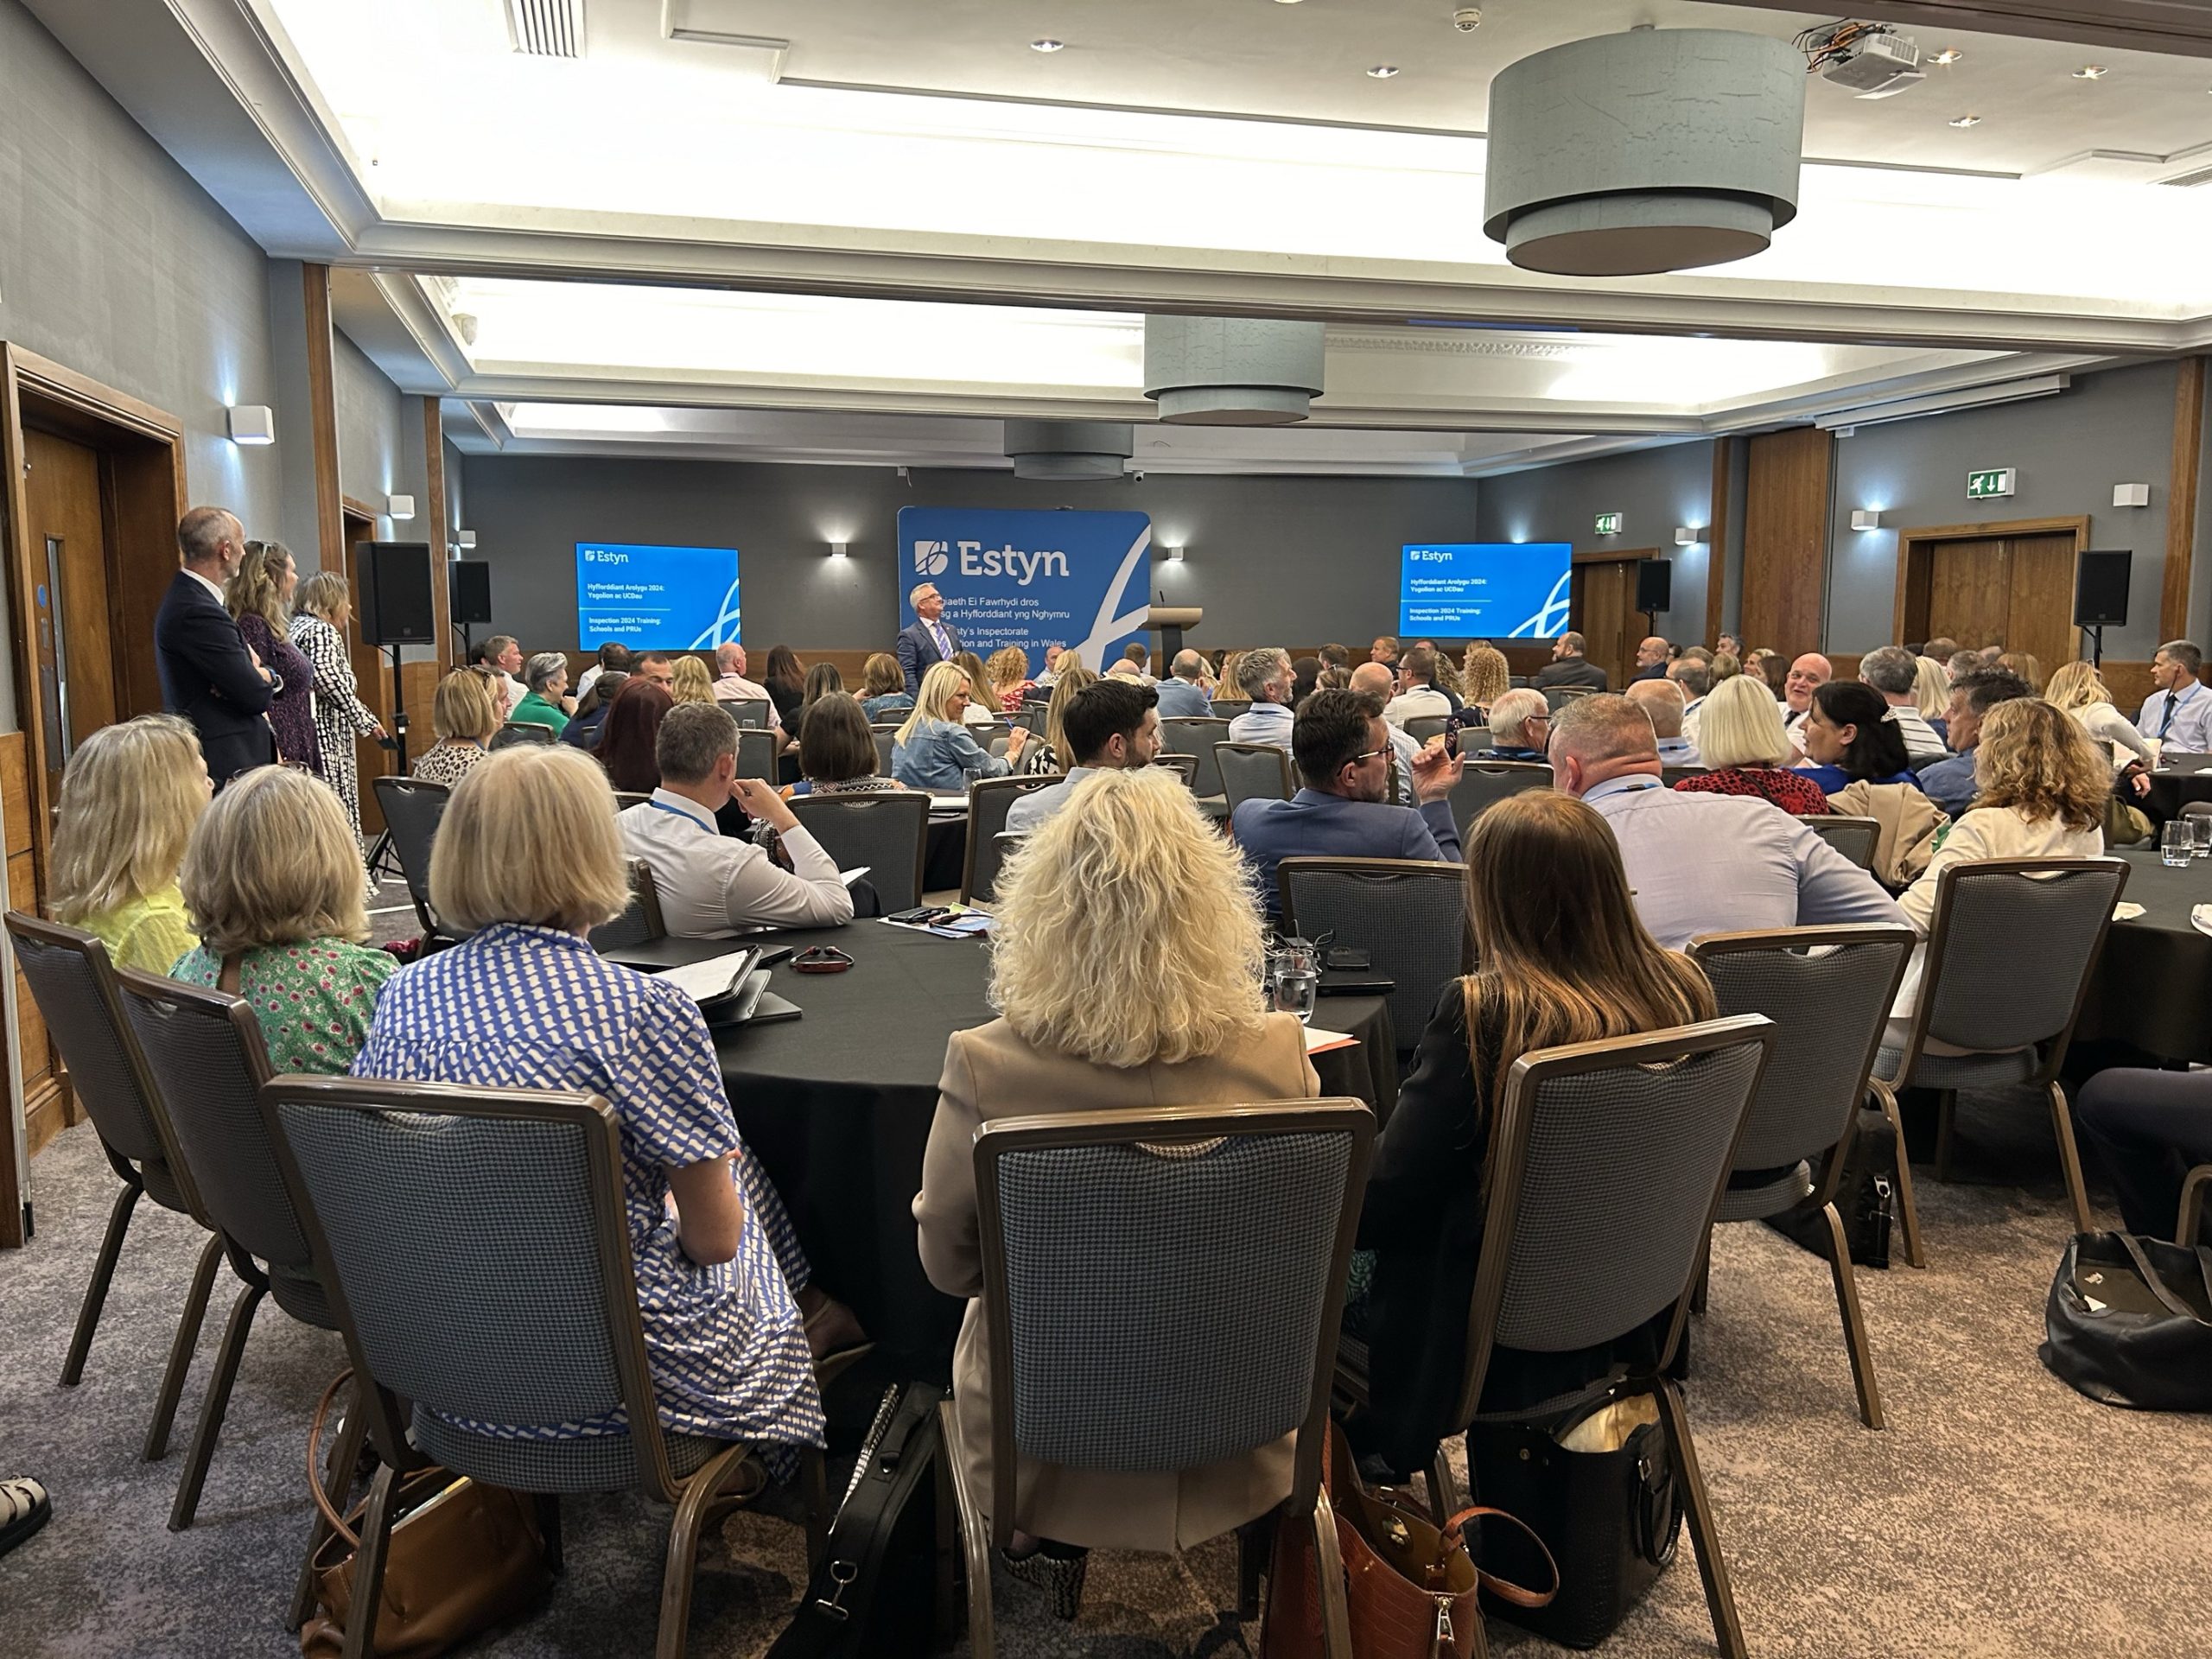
[20,429,119,780]
[1571,557,1641,688]
[2005,531,2080,672]
[1926,537,2012,651]
[1740,425,1833,653]
[1924,531,2078,669]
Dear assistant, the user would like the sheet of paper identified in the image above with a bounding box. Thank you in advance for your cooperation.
[1304,1027,1358,1056]
[658,952,756,1002]
[840,867,869,887]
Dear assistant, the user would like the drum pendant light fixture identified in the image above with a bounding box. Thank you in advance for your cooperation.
[1003,421,1134,480]
[1142,316,1326,425]
[1483,29,1804,276]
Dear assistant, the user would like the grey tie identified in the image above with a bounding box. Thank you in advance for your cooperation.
[2161,691,2178,739]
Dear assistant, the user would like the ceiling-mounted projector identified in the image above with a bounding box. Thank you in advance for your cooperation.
[1802,20,1923,100]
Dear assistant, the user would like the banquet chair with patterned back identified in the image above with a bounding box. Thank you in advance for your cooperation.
[1158,718,1232,799]
[948,1099,1373,1658]
[871,726,900,777]
[1688,925,1918,1427]
[1796,815,1881,870]
[1874,857,2128,1236]
[2181,801,2212,823]
[734,728,779,784]
[588,861,666,953]
[1403,715,1452,745]
[1277,858,1470,1052]
[1446,761,1552,840]
[1014,702,1051,736]
[1660,764,1707,787]
[963,775,1055,904]
[1446,1018,1774,1659]
[790,792,929,912]
[5,913,221,1462]
[370,776,459,944]
[1209,698,1253,722]
[1542,686,1597,712]
[1217,743,1294,813]
[726,699,773,731]
[493,722,555,750]
[258,1075,825,1659]
[1152,753,1198,790]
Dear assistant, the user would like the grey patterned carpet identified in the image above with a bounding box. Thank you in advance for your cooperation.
[4,1077,2208,1657]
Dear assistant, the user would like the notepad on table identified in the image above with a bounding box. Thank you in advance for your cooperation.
[658,952,759,1004]
[1304,1027,1358,1057]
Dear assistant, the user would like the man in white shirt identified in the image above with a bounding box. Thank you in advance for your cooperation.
[1228,647,1296,750]
[482,634,527,715]
[2135,639,2212,753]
[1005,679,1160,836]
[1382,646,1453,728]
[617,702,854,936]
[1625,677,1700,766]
[1780,652,1831,758]
[1351,663,1421,804]
[1034,644,1065,690]
[1859,645,1948,766]
[1666,658,1713,746]
[709,642,781,732]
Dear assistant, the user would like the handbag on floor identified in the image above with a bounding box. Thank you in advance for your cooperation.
[766,1382,944,1659]
[2040,1231,2212,1412]
[299,1372,553,1659]
[1262,1421,1556,1659]
[1463,1385,1681,1650]
[1766,1103,1896,1269]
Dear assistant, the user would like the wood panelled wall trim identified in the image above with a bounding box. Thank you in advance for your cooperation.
[304,264,344,575]
[1706,441,1732,650]
[1739,426,1832,655]
[0,731,41,1245]
[2162,357,2205,643]
[422,396,454,672]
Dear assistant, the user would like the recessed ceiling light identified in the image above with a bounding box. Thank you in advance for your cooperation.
[1948,113,1982,127]
[1030,38,1064,53]
[1932,48,1962,66]
[1368,64,1400,79]
[2074,65,2107,79]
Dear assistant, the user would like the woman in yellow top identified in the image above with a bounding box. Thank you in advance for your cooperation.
[48,715,213,973]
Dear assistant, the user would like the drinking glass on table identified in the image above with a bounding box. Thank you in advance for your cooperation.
[2161,821,2192,868]
[2191,814,2212,859]
[1268,941,1320,1025]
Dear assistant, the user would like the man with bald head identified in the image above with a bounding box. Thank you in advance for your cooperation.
[1153,648,1215,718]
[1548,694,1901,950]
[156,505,277,784]
[1630,635,1671,683]
[709,642,780,731]
[1780,652,1832,756]
[1351,661,1421,804]
[1624,677,1698,766]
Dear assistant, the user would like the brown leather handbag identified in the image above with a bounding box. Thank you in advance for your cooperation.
[1263,1423,1557,1659]
[300,1373,555,1659]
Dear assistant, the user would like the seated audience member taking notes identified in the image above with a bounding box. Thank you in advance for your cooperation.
[415,669,504,785]
[1549,694,1904,950]
[1532,631,1608,692]
[48,715,211,974]
[1232,687,1465,917]
[1671,673,1829,814]
[1003,679,1160,836]
[560,670,626,752]
[1226,648,1296,750]
[2135,639,2212,752]
[575,641,629,707]
[170,766,394,1074]
[597,678,677,797]
[1478,687,1549,761]
[620,701,855,935]
[353,743,855,1470]
[1794,680,1921,797]
[914,766,1319,1573]
[1020,661,1097,776]
[1630,634,1671,683]
[892,661,1027,791]
[1625,677,1699,766]
[951,652,1000,727]
[508,652,573,735]
[786,692,909,798]
[1350,791,1717,1477]
[1858,645,1948,766]
[227,539,320,773]
[2046,660,2154,772]
[1153,650,1214,718]
[856,652,914,721]
[1919,668,2032,820]
[1382,645,1455,727]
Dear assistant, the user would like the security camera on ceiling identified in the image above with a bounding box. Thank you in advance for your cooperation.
[1452,8,1482,32]
[1800,19,1924,99]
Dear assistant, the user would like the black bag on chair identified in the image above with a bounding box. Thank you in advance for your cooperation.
[1765,1103,1896,1269]
[2040,1232,2212,1413]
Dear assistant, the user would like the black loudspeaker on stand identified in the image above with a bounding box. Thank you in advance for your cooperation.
[356,542,435,884]
[2073,550,2131,668]
[1635,557,1673,617]
[450,559,493,662]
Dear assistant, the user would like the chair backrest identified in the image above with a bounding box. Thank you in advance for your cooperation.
[1014,702,1051,736]
[4,912,200,1214]
[1210,698,1253,722]
[964,775,1056,903]
[1277,858,1470,1044]
[1541,687,1578,712]
[493,722,553,750]
[1688,926,1916,1191]
[976,1101,1373,1534]
[973,721,1012,752]
[2183,801,2212,822]
[1446,761,1552,839]
[1217,742,1294,812]
[612,791,652,810]
[1796,814,1881,869]
[726,698,773,730]
[1508,676,1530,690]
[790,791,930,911]
[113,969,313,1280]
[1659,764,1707,786]
[258,1076,690,1498]
[1404,715,1452,744]
[1905,856,2128,1074]
[1158,718,1232,798]
[588,861,666,951]
[1457,1017,1774,1427]
[1152,753,1198,790]
[871,725,899,777]
[372,776,452,935]
[733,726,779,783]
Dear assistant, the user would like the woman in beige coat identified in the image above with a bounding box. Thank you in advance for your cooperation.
[913,766,1319,1606]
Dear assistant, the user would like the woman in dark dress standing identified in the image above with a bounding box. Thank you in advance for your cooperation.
[227,540,319,774]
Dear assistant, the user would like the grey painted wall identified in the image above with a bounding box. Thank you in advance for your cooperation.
[457,455,1478,653]
[1475,441,1718,645]
[1826,361,2181,659]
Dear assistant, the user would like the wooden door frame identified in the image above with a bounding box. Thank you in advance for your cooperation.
[1892,515,2091,658]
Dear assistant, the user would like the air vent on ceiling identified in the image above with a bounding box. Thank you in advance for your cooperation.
[506,0,582,58]
[2159,164,2212,189]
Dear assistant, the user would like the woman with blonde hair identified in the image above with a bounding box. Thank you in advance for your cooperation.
[1911,654,1952,728]
[2044,658,2154,769]
[1670,673,1828,814]
[170,766,393,1073]
[950,651,998,728]
[1457,642,1510,714]
[414,669,503,787]
[1353,790,1717,1477]
[1020,660,1098,776]
[668,653,715,706]
[1710,650,1741,683]
[227,539,319,771]
[915,766,1318,1591]
[289,569,386,846]
[986,646,1033,713]
[800,661,843,714]
[353,744,853,1470]
[1213,651,1248,709]
[1997,651,2044,694]
[893,660,1027,789]
[49,715,211,973]
[858,652,912,721]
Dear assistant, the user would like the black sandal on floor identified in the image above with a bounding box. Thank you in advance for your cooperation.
[0,1478,52,1559]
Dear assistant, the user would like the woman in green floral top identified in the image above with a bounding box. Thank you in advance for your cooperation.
[170,766,395,1075]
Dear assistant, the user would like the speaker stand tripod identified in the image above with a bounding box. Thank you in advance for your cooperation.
[2083,623,2105,670]
[363,643,415,886]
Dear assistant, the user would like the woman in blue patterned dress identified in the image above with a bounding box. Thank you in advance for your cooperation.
[351,743,856,1462]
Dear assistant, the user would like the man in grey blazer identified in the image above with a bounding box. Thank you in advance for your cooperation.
[895,581,963,694]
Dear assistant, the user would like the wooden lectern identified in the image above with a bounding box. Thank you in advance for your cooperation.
[1148,605,1202,663]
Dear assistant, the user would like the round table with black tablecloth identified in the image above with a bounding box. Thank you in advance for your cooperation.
[2136,756,2212,823]
[601,923,1395,1376]
[2075,848,2212,1063]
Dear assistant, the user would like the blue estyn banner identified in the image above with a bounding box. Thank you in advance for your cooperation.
[897,508,1152,670]
[575,542,742,651]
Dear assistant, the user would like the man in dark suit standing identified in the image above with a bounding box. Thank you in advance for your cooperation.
[155,505,277,784]
[895,579,963,695]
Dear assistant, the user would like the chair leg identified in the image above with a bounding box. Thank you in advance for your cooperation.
[168,1278,266,1531]
[1815,1203,1886,1431]
[1426,1446,1460,1525]
[1653,1378,1746,1659]
[1311,1487,1356,1659]
[2048,1083,2096,1236]
[1236,1517,1268,1622]
[938,1400,995,1659]
[340,1463,401,1659]
[799,1446,830,1573]
[1689,1231,1712,1318]
[933,1424,959,1643]
[143,1232,224,1461]
[534,1493,564,1578]
[1933,1089,1958,1184]
[1870,1082,1927,1269]
[60,1179,143,1386]
[657,1446,753,1659]
[290,1383,368,1628]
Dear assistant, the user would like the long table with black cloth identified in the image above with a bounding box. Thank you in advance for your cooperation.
[601,921,1396,1376]
[2075,847,2212,1063]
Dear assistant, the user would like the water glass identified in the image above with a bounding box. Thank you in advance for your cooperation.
[1271,964,1320,1024]
[2193,816,2212,860]
[2162,821,2192,868]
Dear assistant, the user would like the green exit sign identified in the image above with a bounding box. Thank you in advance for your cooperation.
[1967,467,2016,500]
[1594,512,1624,536]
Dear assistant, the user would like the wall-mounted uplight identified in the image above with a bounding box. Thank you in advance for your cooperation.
[386,494,416,521]
[829,541,849,558]
[226,405,276,446]
[457,529,478,550]
[1851,508,1882,531]
[1674,526,1700,546]
[1166,544,1185,563]
[2113,483,2150,508]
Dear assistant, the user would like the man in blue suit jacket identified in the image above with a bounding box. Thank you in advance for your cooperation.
[154,505,277,784]
[1232,688,1465,918]
[895,580,963,694]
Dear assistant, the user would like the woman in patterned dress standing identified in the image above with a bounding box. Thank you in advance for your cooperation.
[289,569,386,848]
[226,541,320,775]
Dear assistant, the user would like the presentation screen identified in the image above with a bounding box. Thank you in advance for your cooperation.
[1398,542,1572,639]
[575,541,741,650]
[896,506,1152,671]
